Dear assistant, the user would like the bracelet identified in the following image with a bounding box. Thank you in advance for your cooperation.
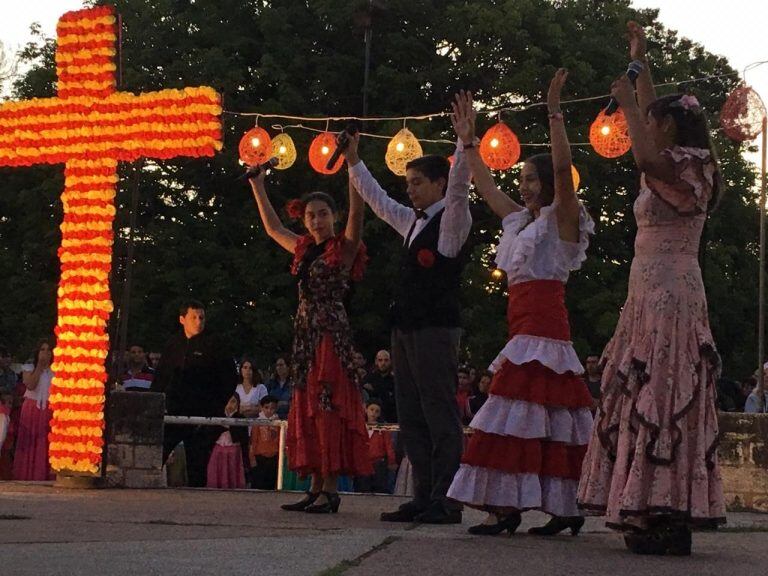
[462,137,480,149]
[548,111,563,120]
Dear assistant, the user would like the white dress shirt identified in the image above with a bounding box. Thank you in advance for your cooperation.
[348,141,472,257]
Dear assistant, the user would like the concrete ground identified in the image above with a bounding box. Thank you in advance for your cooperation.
[1,482,767,576]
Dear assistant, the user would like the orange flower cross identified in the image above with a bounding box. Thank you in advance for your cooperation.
[0,6,223,475]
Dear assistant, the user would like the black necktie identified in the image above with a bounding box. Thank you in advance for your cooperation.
[414,209,427,220]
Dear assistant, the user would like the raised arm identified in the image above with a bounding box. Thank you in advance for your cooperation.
[547,69,580,243]
[628,21,656,114]
[610,74,676,184]
[450,91,523,219]
[345,133,415,239]
[341,176,365,268]
[248,169,300,253]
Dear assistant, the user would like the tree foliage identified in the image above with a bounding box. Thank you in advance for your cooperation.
[0,0,761,379]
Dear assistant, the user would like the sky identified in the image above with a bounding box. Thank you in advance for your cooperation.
[0,0,766,165]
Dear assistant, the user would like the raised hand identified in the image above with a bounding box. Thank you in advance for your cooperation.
[450,90,476,145]
[610,74,636,110]
[627,21,647,61]
[344,132,361,166]
[547,68,568,114]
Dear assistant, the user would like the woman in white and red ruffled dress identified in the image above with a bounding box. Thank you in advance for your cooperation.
[249,167,371,513]
[446,73,594,536]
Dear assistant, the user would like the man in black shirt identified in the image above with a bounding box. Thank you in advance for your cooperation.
[151,300,237,487]
[363,350,397,423]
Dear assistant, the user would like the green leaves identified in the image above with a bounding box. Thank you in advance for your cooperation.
[0,0,760,379]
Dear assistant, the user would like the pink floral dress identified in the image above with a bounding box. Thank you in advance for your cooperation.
[578,146,726,529]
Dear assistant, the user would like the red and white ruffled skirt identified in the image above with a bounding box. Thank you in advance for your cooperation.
[448,280,593,516]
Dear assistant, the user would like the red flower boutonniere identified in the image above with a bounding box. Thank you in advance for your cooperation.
[416,248,436,268]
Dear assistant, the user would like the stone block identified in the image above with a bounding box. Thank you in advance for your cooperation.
[124,468,166,489]
[134,445,163,470]
[106,391,165,445]
[719,413,768,513]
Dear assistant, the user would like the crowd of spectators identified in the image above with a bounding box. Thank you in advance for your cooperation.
[1,336,767,487]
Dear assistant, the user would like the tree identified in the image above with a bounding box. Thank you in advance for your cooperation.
[0,0,760,380]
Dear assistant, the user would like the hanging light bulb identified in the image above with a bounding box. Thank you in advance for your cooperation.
[270,133,296,170]
[309,132,343,174]
[239,126,271,165]
[479,122,520,170]
[589,109,631,158]
[386,128,422,176]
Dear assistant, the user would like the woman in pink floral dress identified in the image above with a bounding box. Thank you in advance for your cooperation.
[249,169,371,513]
[577,22,726,555]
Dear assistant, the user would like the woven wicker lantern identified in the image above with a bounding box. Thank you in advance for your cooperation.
[479,122,520,170]
[589,109,631,158]
[721,84,767,142]
[386,128,423,176]
[270,133,297,170]
[309,132,343,174]
[239,126,272,165]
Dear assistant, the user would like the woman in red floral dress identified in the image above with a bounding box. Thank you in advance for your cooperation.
[249,168,371,513]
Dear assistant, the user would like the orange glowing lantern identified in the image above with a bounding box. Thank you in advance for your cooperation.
[239,126,272,166]
[0,5,222,475]
[589,109,631,158]
[309,132,343,174]
[571,165,580,191]
[479,122,520,170]
[720,84,767,142]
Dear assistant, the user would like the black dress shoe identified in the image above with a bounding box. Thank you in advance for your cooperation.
[281,491,320,512]
[380,502,425,523]
[414,505,463,525]
[528,516,585,536]
[305,491,341,514]
[468,513,522,536]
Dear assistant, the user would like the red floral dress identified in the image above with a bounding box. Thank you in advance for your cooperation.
[286,233,372,478]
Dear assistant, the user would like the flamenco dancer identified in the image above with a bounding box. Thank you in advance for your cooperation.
[249,166,371,513]
[446,73,595,536]
[577,22,726,555]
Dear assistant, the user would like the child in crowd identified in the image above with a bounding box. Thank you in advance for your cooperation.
[206,394,248,489]
[355,400,396,494]
[248,395,281,489]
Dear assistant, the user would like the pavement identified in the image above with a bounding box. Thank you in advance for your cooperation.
[1,482,767,576]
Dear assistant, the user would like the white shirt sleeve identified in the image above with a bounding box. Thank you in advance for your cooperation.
[348,161,414,239]
[437,141,473,257]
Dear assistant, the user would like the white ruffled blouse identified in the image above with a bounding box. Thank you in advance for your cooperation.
[494,203,594,285]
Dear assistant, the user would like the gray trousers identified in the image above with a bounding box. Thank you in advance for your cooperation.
[391,326,463,509]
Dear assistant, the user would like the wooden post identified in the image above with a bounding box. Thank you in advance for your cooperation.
[758,115,767,411]
[276,421,287,491]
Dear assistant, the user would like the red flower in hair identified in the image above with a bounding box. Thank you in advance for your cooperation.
[285,199,305,220]
[417,248,436,268]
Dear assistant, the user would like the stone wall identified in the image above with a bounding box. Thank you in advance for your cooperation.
[719,412,768,513]
[104,391,165,488]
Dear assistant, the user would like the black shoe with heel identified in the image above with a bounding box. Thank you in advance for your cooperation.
[468,513,522,536]
[528,516,585,536]
[280,491,320,512]
[624,525,691,556]
[305,491,341,514]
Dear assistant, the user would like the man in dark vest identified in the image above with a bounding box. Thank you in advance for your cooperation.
[346,132,472,524]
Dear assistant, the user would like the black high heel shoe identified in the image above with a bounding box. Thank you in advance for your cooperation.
[305,491,341,514]
[467,513,522,536]
[528,516,585,536]
[624,525,692,556]
[281,491,320,512]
